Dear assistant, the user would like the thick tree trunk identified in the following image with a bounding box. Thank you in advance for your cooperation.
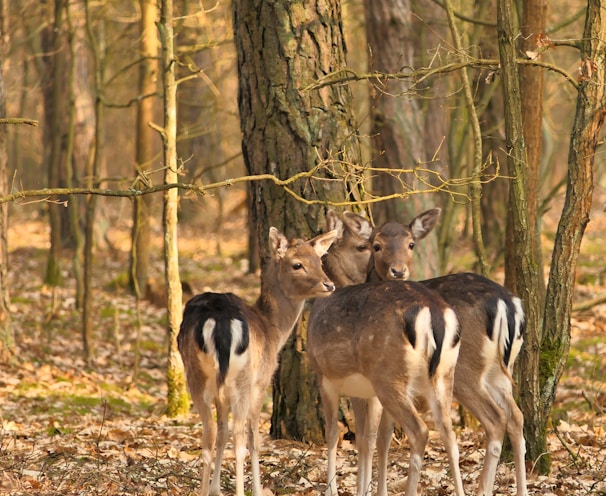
[364,0,440,278]
[497,0,546,474]
[159,0,188,417]
[233,0,361,443]
[540,0,603,472]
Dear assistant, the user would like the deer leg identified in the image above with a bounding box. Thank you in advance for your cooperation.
[427,379,464,496]
[320,380,341,496]
[379,393,428,496]
[231,405,248,496]
[456,384,507,496]
[209,401,230,496]
[376,410,394,496]
[193,397,216,496]
[351,397,382,496]
[506,400,528,496]
[350,397,369,496]
[247,388,266,496]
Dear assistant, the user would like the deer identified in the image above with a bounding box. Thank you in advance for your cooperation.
[323,209,527,496]
[308,208,465,496]
[178,227,337,496]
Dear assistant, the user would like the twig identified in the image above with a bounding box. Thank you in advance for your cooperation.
[553,424,582,469]
[573,293,606,312]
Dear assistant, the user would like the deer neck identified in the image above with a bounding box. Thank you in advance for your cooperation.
[254,262,305,349]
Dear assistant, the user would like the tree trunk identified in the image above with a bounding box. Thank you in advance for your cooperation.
[497,0,546,473]
[81,0,105,363]
[364,0,440,278]
[508,0,548,466]
[233,0,361,443]
[540,0,603,471]
[130,0,158,296]
[0,0,13,363]
[506,0,547,297]
[159,0,188,417]
[42,0,66,287]
[65,0,90,311]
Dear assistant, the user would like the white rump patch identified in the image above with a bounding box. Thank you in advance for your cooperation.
[415,307,436,357]
[202,318,217,356]
[439,308,460,372]
[228,319,249,374]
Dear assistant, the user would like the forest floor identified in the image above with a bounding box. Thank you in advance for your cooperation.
[1,198,606,495]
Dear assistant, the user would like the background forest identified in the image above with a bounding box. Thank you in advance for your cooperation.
[0,0,605,494]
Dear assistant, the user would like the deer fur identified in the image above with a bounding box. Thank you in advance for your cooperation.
[324,209,527,496]
[309,209,465,496]
[178,227,337,496]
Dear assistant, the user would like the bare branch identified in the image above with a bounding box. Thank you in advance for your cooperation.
[0,118,39,126]
[2,161,503,208]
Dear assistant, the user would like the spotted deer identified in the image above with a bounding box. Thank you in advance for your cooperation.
[323,209,527,496]
[178,227,337,496]
[309,210,465,496]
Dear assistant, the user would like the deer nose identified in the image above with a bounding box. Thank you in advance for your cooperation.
[389,266,407,280]
[323,281,336,292]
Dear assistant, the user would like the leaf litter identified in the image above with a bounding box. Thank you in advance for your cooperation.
[1,218,605,495]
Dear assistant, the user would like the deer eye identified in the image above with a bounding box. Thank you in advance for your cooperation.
[357,244,368,252]
[373,244,381,252]
[409,242,415,250]
[292,262,303,270]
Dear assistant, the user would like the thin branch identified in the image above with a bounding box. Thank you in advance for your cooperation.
[0,118,39,126]
[304,58,578,93]
[2,160,504,208]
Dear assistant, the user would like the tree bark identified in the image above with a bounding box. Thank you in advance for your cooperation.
[540,0,603,472]
[233,0,361,443]
[130,0,158,296]
[497,0,546,473]
[42,0,66,287]
[159,0,188,417]
[0,0,14,363]
[81,0,105,363]
[364,0,441,278]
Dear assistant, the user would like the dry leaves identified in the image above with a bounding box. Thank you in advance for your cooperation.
[1,218,605,495]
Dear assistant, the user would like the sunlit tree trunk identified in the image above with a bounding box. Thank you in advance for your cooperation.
[233,0,361,442]
[0,0,13,363]
[159,0,188,417]
[540,0,602,473]
[130,0,158,296]
[65,0,92,310]
[497,0,545,473]
[509,0,548,469]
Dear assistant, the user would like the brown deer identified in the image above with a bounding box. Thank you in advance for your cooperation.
[324,209,527,496]
[309,209,465,496]
[178,227,337,496]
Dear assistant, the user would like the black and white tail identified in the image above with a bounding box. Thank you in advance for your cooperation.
[179,292,250,387]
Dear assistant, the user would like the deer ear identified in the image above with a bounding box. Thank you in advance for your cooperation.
[310,230,338,258]
[343,211,373,240]
[326,210,345,240]
[409,208,441,241]
[269,227,289,259]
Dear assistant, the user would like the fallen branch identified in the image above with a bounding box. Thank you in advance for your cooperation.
[573,293,606,312]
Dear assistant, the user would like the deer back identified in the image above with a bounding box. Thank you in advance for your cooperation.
[422,273,524,377]
[308,280,460,399]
